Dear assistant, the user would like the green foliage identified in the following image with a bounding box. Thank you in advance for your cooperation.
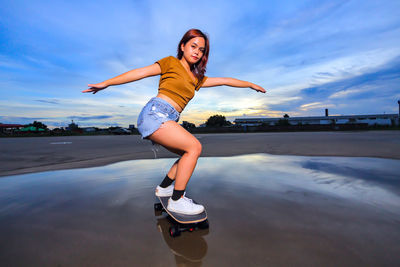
[182,121,196,129]
[25,121,48,130]
[206,115,231,127]
[276,119,290,126]
[68,120,79,130]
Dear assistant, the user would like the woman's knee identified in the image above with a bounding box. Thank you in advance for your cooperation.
[187,139,202,157]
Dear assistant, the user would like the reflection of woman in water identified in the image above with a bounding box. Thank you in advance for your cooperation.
[82,29,266,215]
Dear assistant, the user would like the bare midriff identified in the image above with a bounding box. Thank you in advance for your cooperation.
[156,93,183,113]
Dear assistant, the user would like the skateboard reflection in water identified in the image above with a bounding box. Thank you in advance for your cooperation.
[156,216,208,264]
[83,28,266,215]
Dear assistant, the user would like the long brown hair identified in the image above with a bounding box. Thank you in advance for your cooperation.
[177,29,210,88]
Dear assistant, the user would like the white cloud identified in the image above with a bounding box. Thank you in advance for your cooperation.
[300,102,336,111]
[329,89,362,99]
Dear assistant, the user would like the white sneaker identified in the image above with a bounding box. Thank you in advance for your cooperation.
[167,193,205,215]
[155,184,174,197]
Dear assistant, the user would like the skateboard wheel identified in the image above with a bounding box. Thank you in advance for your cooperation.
[198,220,209,229]
[154,203,163,211]
[169,226,181,237]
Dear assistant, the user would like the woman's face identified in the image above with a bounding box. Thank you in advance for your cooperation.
[181,37,205,65]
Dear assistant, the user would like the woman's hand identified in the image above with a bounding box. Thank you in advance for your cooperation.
[250,83,266,93]
[82,82,109,94]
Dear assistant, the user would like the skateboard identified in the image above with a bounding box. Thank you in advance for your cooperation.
[154,195,209,237]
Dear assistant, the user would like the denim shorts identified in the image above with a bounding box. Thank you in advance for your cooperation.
[137,97,180,139]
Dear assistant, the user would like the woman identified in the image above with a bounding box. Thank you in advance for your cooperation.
[82,29,266,215]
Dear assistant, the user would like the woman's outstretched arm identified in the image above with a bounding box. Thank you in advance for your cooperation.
[82,63,161,94]
[202,77,266,93]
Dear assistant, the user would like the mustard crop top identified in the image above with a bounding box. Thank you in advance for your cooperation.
[155,56,208,110]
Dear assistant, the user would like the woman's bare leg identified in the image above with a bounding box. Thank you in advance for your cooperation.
[147,136,183,181]
[155,144,183,180]
[167,158,180,180]
[147,121,202,190]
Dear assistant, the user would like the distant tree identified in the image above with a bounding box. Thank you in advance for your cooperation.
[67,120,79,131]
[26,121,48,131]
[108,126,121,131]
[181,121,196,129]
[206,115,231,127]
[276,118,290,126]
[275,114,290,126]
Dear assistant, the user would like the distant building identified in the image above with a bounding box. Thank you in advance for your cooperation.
[234,113,399,127]
[0,123,25,133]
[81,127,97,132]
[0,123,25,129]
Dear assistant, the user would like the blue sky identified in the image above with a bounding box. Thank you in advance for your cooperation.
[1,0,399,128]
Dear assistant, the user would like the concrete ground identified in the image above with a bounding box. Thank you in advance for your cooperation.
[1,132,400,265]
[1,130,399,177]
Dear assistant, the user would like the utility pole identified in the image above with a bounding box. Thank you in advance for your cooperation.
[398,100,400,126]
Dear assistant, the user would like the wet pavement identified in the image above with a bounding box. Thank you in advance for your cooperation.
[0,153,399,266]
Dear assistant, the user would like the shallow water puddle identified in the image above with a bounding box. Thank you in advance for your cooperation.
[0,153,399,266]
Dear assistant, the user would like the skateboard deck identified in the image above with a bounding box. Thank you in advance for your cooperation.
[156,195,207,224]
